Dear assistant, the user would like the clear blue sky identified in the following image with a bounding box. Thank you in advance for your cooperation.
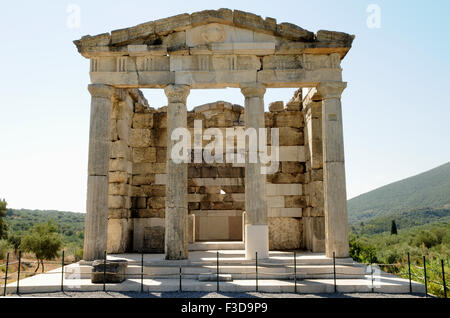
[0,1,449,212]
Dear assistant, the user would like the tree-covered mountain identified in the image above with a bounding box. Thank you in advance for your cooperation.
[348,162,450,224]
[5,208,85,246]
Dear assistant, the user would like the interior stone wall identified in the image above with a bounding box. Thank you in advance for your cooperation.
[106,88,323,253]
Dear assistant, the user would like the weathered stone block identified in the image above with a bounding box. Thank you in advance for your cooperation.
[274,111,303,128]
[109,171,128,183]
[130,129,153,147]
[281,162,304,174]
[269,101,284,112]
[279,127,303,146]
[132,147,156,163]
[269,217,302,250]
[132,113,153,129]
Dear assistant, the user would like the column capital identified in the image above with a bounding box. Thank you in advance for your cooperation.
[88,84,116,98]
[164,84,190,103]
[316,81,347,100]
[240,83,266,98]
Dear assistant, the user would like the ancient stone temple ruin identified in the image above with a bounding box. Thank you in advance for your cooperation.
[74,9,354,262]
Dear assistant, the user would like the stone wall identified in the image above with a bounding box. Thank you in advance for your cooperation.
[106,90,322,253]
[265,91,306,250]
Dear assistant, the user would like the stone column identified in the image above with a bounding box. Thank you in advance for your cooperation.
[316,81,349,258]
[241,83,269,260]
[84,84,115,261]
[164,85,190,260]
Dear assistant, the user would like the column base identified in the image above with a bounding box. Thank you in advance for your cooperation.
[244,225,269,260]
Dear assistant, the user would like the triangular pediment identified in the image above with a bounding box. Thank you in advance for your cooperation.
[74,9,354,58]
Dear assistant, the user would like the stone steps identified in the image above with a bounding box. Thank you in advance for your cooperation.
[65,262,366,280]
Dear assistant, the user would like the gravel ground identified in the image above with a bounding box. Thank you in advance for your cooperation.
[3,291,428,298]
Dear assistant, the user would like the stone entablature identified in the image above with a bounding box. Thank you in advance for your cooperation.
[74,9,353,89]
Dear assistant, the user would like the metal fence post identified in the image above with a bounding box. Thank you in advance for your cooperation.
[61,250,65,292]
[16,250,21,294]
[103,250,107,292]
[407,252,412,293]
[423,255,427,298]
[141,253,144,293]
[441,259,447,299]
[179,265,182,292]
[255,252,258,292]
[333,251,337,293]
[294,251,297,293]
[3,252,9,296]
[216,251,219,293]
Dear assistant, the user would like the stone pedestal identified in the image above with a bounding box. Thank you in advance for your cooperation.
[317,81,349,258]
[91,259,128,283]
[241,83,269,260]
[83,84,115,261]
[164,85,190,260]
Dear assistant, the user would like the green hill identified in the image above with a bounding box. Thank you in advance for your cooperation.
[348,162,450,224]
[5,208,85,246]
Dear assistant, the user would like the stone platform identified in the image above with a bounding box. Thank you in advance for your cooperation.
[3,249,425,295]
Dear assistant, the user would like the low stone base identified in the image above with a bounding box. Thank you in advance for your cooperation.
[91,260,128,283]
[245,224,269,260]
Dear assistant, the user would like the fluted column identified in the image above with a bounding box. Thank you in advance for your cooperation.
[316,81,349,258]
[164,85,190,260]
[84,84,115,261]
[240,83,269,260]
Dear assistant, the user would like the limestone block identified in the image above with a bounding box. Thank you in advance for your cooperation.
[279,127,303,146]
[233,10,276,34]
[311,169,323,181]
[186,23,253,46]
[135,56,170,71]
[108,195,127,209]
[276,23,314,41]
[267,196,284,208]
[132,147,156,163]
[190,9,233,27]
[281,162,304,174]
[133,218,165,252]
[154,13,191,35]
[268,208,302,217]
[268,173,304,184]
[154,174,167,185]
[268,146,305,162]
[110,120,118,141]
[284,195,306,209]
[304,217,325,253]
[163,31,186,48]
[130,129,153,148]
[132,174,155,186]
[310,181,324,208]
[133,163,166,174]
[266,183,302,196]
[109,159,132,173]
[269,217,302,250]
[148,196,166,209]
[111,100,133,120]
[91,260,128,283]
[134,209,165,218]
[210,42,275,55]
[132,113,153,129]
[262,55,303,70]
[110,140,129,159]
[269,101,284,112]
[108,208,129,219]
[116,119,131,142]
[257,69,342,87]
[174,70,257,88]
[109,171,128,183]
[108,183,129,196]
[274,111,303,128]
[191,177,244,186]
